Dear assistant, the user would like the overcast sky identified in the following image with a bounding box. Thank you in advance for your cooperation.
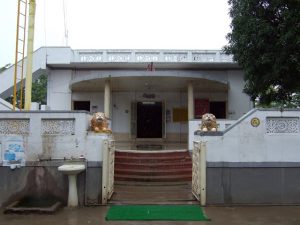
[0,0,231,67]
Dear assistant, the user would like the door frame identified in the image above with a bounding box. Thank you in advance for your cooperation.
[131,101,166,139]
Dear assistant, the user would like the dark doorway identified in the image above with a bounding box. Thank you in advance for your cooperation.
[73,101,90,111]
[210,101,226,119]
[137,102,162,138]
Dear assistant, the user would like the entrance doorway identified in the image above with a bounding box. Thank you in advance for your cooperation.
[137,102,162,138]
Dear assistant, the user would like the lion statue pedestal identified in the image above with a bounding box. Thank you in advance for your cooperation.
[199,113,218,132]
[90,112,112,134]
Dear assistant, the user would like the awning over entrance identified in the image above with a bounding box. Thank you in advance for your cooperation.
[70,75,228,93]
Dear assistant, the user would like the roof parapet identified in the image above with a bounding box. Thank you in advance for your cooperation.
[73,49,234,64]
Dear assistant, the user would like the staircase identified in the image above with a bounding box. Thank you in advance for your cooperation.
[111,150,196,204]
[114,150,192,182]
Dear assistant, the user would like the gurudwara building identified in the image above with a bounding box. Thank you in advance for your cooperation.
[1,47,252,142]
[1,47,299,207]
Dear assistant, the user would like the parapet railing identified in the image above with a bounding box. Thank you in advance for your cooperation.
[73,49,234,63]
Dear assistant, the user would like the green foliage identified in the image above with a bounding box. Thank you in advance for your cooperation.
[5,74,47,107]
[256,92,300,108]
[31,74,47,105]
[224,0,300,106]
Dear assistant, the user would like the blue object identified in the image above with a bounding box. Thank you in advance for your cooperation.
[4,150,16,161]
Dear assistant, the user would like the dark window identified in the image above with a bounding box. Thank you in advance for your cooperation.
[73,101,90,111]
[210,102,226,119]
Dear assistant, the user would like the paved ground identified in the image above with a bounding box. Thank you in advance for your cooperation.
[1,205,300,225]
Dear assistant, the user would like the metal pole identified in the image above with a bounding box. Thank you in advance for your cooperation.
[19,0,28,110]
[24,0,36,110]
[12,0,22,111]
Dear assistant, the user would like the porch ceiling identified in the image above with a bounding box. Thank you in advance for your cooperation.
[70,76,228,92]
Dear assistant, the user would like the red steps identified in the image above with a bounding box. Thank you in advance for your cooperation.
[116,151,191,158]
[114,150,192,182]
[115,174,192,182]
[110,181,197,204]
[115,168,192,176]
[115,161,192,170]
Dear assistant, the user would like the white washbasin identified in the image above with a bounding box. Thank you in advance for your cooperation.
[58,163,86,207]
[58,164,85,175]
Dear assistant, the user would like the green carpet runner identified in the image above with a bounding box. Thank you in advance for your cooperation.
[105,205,210,221]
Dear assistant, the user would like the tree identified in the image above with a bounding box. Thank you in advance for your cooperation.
[224,0,300,106]
[31,74,47,105]
[5,74,47,107]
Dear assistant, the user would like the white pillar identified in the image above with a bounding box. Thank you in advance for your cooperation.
[104,80,111,118]
[188,82,194,120]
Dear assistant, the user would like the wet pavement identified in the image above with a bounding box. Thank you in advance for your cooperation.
[1,205,300,225]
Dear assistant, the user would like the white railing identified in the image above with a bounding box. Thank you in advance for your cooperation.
[192,141,207,206]
[102,139,115,204]
[74,49,234,63]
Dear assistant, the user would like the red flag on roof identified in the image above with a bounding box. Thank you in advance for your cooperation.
[147,62,155,71]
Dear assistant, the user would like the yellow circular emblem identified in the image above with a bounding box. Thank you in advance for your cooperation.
[251,117,260,127]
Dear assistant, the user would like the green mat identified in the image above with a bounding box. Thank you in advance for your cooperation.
[105,205,210,221]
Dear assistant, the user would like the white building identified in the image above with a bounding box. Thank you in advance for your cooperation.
[1,47,300,206]
[0,47,252,143]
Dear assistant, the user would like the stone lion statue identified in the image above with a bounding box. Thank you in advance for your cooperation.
[200,113,218,132]
[90,112,112,134]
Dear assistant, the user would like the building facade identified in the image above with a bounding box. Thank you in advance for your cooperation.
[0,47,252,142]
[1,48,300,206]
[46,47,252,141]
